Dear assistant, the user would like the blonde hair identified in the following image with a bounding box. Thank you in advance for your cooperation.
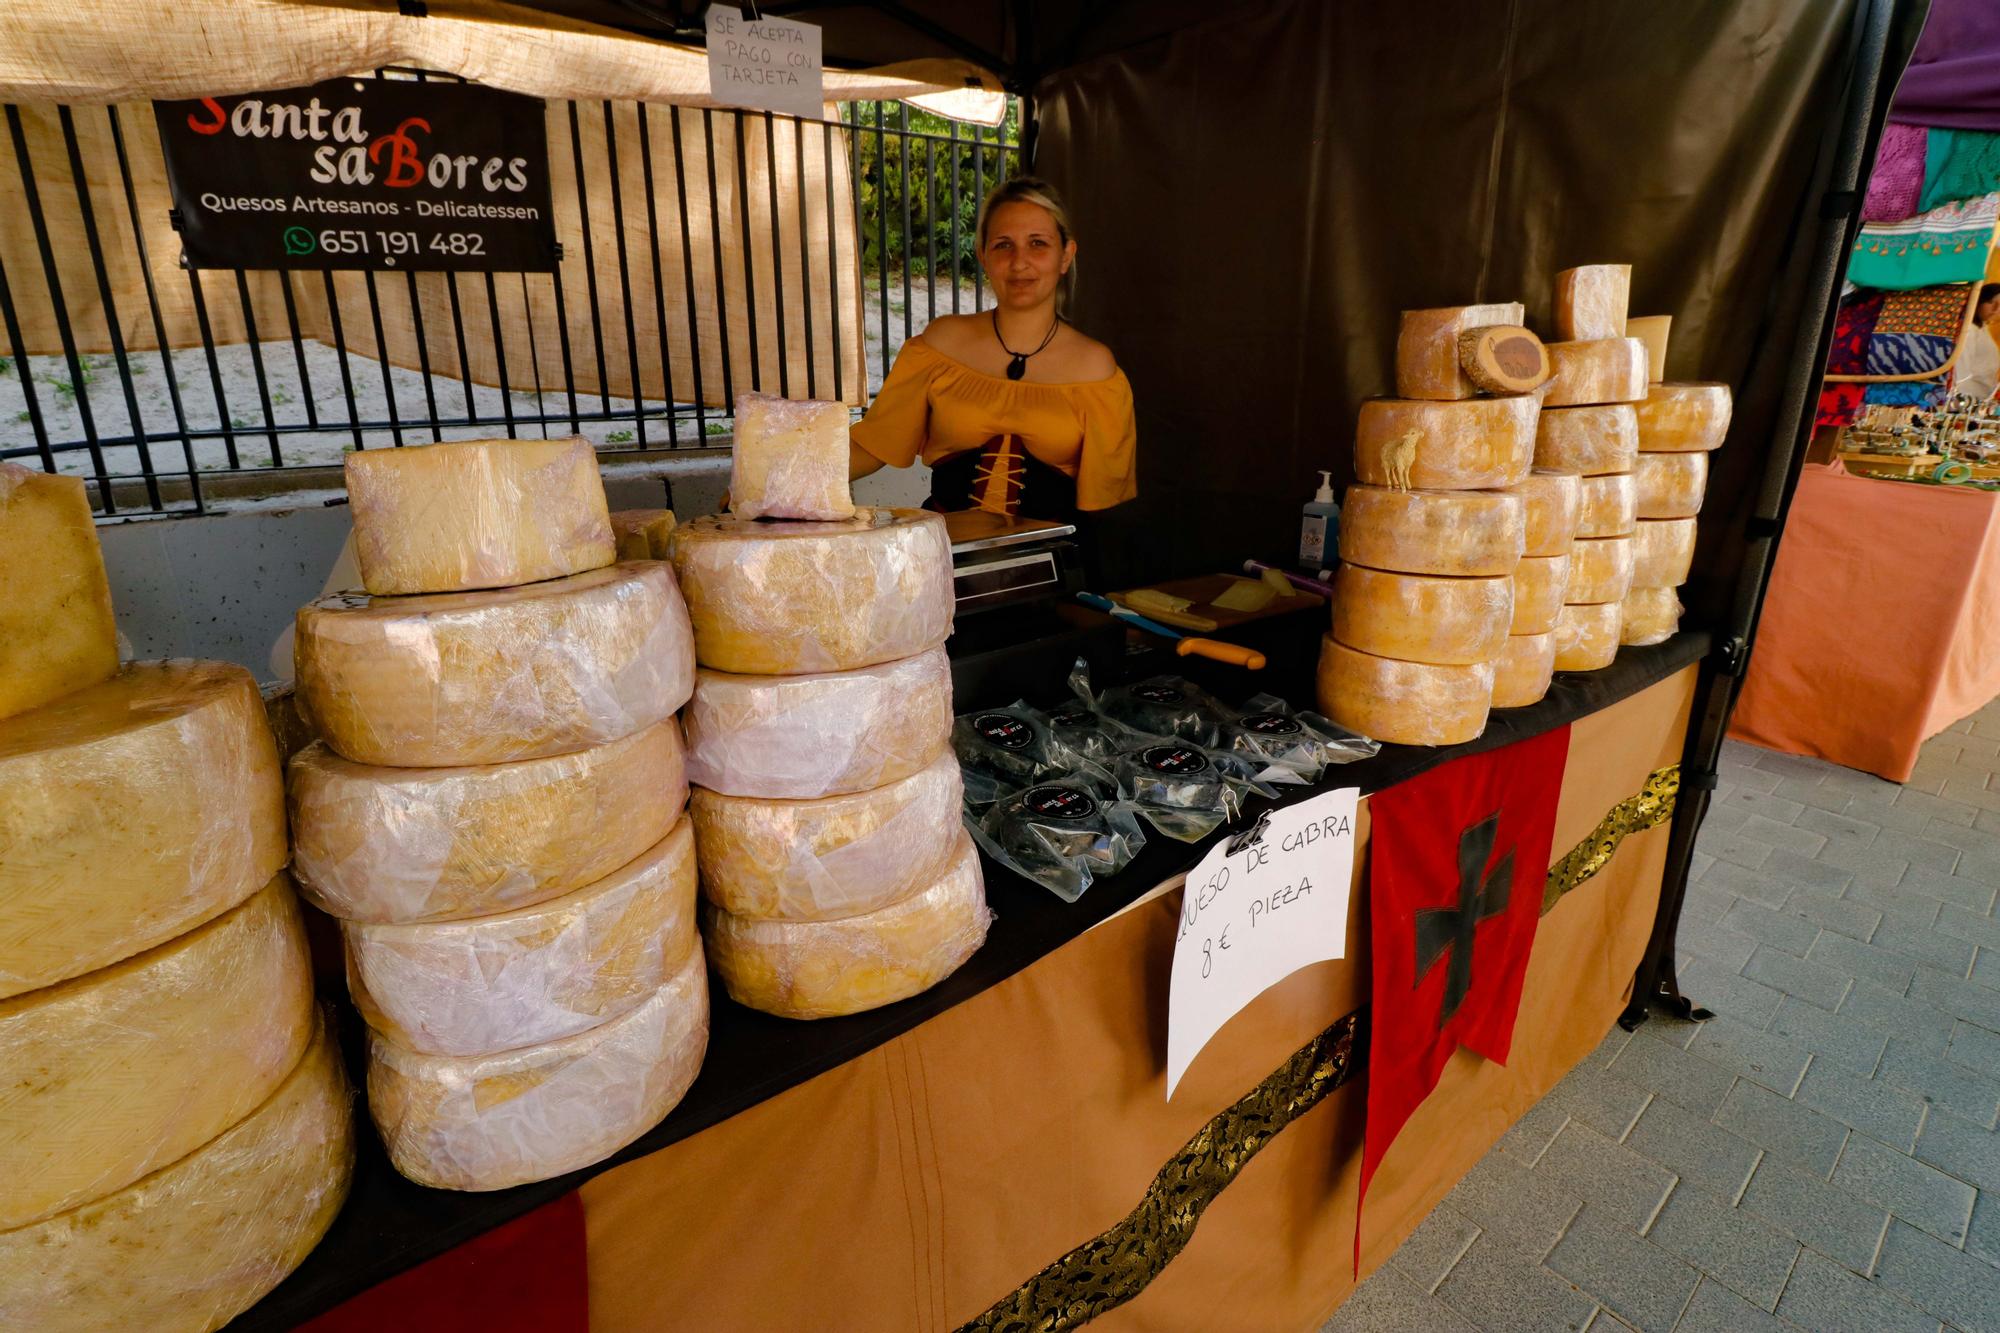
[977,176,1076,311]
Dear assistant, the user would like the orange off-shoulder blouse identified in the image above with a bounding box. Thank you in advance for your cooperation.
[849,338,1139,511]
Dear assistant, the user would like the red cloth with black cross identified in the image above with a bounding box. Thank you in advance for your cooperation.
[1358,726,1571,1258]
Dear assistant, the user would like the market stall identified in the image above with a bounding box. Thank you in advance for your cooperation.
[0,1,1923,1331]
[1731,0,2000,780]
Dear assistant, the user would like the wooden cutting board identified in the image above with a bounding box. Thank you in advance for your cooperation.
[1113,573,1325,630]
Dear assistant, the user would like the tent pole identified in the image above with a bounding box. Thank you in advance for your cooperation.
[1621,0,1918,1031]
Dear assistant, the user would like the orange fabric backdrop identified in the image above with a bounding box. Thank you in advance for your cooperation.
[573,666,1695,1332]
[1731,463,2000,780]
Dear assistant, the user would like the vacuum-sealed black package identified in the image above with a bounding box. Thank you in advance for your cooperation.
[1039,698,1139,766]
[971,770,1148,902]
[1218,693,1380,781]
[1111,737,1281,842]
[1071,660,1234,747]
[952,704,1065,808]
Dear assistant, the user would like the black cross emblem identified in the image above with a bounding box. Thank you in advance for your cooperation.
[1413,813,1514,1027]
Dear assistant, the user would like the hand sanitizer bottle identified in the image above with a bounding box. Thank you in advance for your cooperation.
[1299,471,1338,570]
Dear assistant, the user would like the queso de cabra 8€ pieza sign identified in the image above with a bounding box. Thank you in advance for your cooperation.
[153,78,557,272]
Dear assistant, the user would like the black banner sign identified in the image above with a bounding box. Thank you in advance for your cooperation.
[153,79,557,272]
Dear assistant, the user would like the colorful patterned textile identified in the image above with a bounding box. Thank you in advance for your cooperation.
[1865,283,1972,376]
[1826,290,1885,375]
[1865,124,1929,222]
[1816,382,1866,429]
[1866,378,1952,408]
[1920,128,2000,212]
[1848,192,2000,289]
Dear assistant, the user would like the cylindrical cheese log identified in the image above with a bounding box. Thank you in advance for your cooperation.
[682,647,952,799]
[296,562,695,768]
[1634,452,1708,519]
[1511,553,1571,635]
[1338,485,1525,577]
[369,949,708,1191]
[692,751,964,922]
[1394,302,1526,400]
[0,1020,352,1333]
[1506,469,1582,558]
[1621,587,1683,646]
[346,437,614,596]
[705,833,991,1020]
[671,508,953,675]
[1331,564,1513,666]
[1554,602,1622,672]
[1633,518,1698,588]
[1491,632,1558,709]
[1575,473,1638,538]
[1315,637,1494,747]
[1534,404,1639,477]
[1567,536,1636,606]
[1635,382,1733,452]
[729,392,856,522]
[1626,315,1672,383]
[1353,395,1538,490]
[0,660,286,1001]
[0,876,312,1230]
[1544,338,1649,407]
[345,821,698,1058]
[1555,265,1631,341]
[289,719,685,925]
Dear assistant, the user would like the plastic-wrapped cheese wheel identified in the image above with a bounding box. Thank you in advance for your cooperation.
[1505,469,1582,558]
[671,507,953,675]
[346,821,698,1058]
[1338,485,1525,577]
[1331,564,1512,666]
[289,718,685,925]
[1635,382,1732,452]
[1512,553,1571,635]
[345,437,614,596]
[1553,602,1622,672]
[1621,587,1683,646]
[1353,395,1538,490]
[1315,637,1494,747]
[1491,632,1557,708]
[0,660,286,1000]
[682,646,952,799]
[1554,265,1631,341]
[0,876,312,1230]
[0,1020,352,1333]
[704,833,991,1020]
[729,392,856,522]
[1394,301,1526,400]
[295,562,694,768]
[1634,452,1708,519]
[1575,473,1638,539]
[1633,518,1698,588]
[369,948,708,1191]
[1567,536,1636,605]
[1544,338,1649,407]
[1534,404,1639,477]
[691,751,964,922]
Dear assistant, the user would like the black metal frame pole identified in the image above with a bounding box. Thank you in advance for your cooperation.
[1623,0,1915,1030]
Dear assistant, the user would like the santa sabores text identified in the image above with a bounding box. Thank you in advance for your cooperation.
[153,79,557,272]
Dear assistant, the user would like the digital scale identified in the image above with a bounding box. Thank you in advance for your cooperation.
[941,509,1120,708]
[943,510,1082,615]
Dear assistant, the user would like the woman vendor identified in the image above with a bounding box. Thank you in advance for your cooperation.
[848,177,1137,522]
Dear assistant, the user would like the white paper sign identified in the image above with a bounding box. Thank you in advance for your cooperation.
[706,7,825,122]
[1166,788,1359,1099]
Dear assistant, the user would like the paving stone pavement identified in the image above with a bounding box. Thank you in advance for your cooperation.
[1326,702,2000,1332]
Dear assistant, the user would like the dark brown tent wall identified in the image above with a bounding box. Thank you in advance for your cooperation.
[1033,0,1926,1015]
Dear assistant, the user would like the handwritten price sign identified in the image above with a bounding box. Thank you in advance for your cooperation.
[1166,787,1359,1099]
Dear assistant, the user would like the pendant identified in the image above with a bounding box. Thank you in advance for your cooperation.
[1006,355,1027,381]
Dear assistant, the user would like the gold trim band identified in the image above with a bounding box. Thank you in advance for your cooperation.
[1542,764,1680,913]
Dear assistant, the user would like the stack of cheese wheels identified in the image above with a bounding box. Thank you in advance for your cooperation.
[1538,265,1651,674]
[289,438,706,1192]
[1319,303,1542,745]
[1628,337,1730,646]
[0,464,350,1332]
[675,414,990,1019]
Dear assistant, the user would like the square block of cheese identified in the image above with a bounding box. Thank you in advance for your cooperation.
[730,393,856,521]
[610,508,677,560]
[0,464,118,721]
[1555,265,1631,341]
[345,438,614,596]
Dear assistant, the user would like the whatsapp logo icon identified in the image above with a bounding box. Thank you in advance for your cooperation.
[282,226,317,256]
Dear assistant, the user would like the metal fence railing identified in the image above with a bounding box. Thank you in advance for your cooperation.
[0,82,1021,517]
